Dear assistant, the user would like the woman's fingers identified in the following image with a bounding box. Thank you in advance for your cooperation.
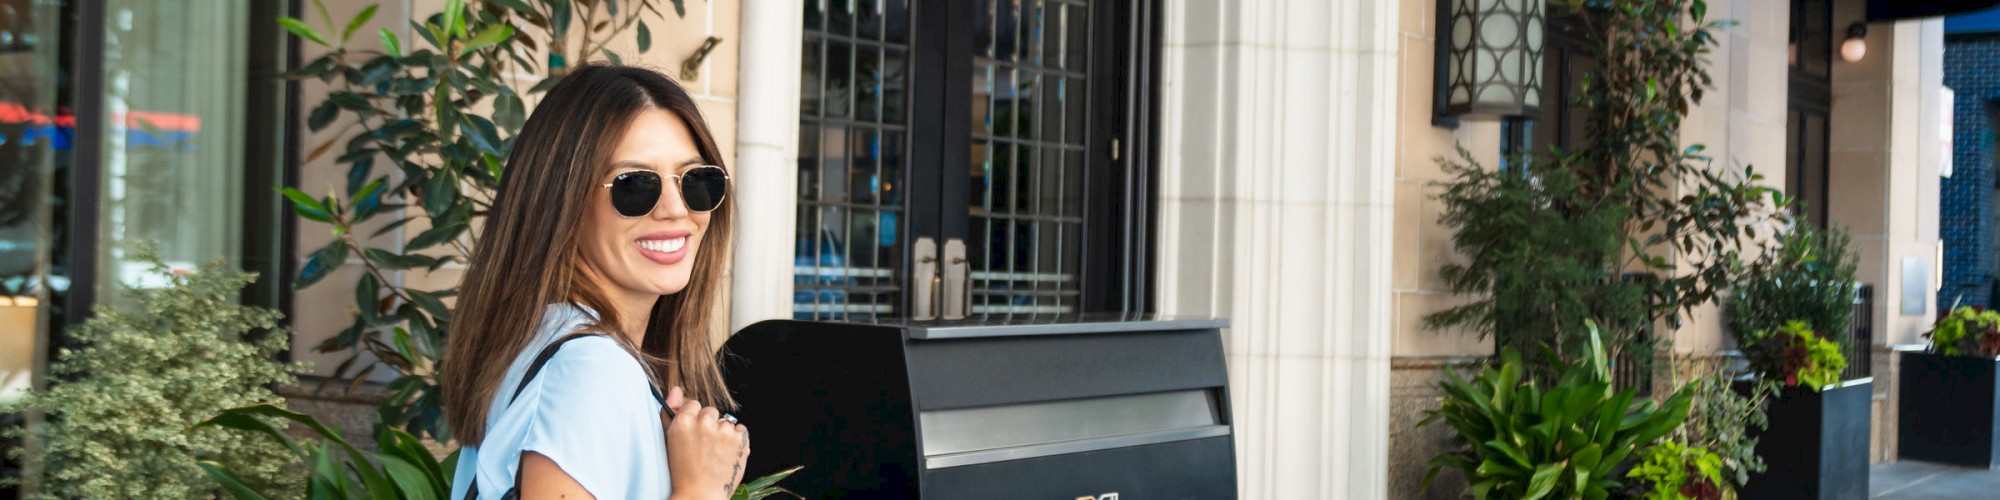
[665,385,685,409]
[673,398,705,429]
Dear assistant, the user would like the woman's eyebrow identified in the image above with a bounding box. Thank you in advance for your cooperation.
[608,160,654,172]
[609,158,704,172]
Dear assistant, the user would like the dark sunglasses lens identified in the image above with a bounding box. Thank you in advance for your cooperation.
[609,172,663,217]
[680,167,728,212]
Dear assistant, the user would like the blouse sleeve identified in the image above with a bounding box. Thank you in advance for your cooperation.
[508,336,669,499]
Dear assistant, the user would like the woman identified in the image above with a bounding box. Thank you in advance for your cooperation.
[443,63,748,500]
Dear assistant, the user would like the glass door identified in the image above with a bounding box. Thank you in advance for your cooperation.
[965,0,1088,315]
[795,0,1155,322]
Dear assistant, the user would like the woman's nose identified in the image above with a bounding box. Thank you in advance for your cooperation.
[652,175,691,219]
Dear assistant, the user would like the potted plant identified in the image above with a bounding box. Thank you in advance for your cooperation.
[1898,305,2000,468]
[1721,225,1870,499]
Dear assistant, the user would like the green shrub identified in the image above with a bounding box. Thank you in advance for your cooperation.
[1724,225,1859,347]
[1744,321,1845,391]
[1,253,305,498]
[1626,441,1726,500]
[1419,332,1694,500]
[1669,364,1779,489]
[1926,306,2000,357]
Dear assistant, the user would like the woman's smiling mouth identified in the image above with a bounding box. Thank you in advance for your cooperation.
[636,231,692,265]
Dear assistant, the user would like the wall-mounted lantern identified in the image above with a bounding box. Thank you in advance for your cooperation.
[1433,0,1546,127]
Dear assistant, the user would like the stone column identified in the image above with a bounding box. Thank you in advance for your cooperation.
[1156,0,1399,497]
[729,0,803,333]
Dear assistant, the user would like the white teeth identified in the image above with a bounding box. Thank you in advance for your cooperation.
[639,237,686,254]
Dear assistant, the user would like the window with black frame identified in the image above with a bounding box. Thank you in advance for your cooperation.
[1501,8,1590,168]
[1788,0,1833,228]
[796,0,1156,321]
[0,0,291,493]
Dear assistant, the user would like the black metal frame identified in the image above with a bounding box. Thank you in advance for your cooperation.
[242,0,301,333]
[64,0,103,329]
[805,0,1159,319]
[1845,285,1874,380]
[51,0,297,326]
[1789,0,1835,229]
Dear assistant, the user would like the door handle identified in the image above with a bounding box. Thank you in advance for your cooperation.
[913,237,938,320]
[942,238,969,320]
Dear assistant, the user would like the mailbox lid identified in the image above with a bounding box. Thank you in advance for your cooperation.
[920,435,1237,499]
[903,321,1231,411]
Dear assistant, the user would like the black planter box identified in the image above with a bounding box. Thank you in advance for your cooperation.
[1737,380,1873,500]
[1897,351,2000,468]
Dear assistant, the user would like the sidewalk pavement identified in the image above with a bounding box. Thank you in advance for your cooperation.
[1872,460,2000,499]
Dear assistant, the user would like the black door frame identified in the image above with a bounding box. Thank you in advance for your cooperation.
[899,0,1159,317]
[51,0,296,328]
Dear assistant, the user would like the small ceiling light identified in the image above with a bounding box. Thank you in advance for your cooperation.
[1841,22,1868,63]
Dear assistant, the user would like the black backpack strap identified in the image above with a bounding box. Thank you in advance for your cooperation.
[465,333,666,500]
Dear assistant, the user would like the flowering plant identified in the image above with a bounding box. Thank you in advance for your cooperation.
[1627,441,1727,500]
[1744,321,1846,390]
[1926,306,2000,357]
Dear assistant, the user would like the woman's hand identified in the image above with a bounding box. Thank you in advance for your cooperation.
[663,386,750,500]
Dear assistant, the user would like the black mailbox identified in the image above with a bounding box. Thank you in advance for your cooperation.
[721,317,1237,499]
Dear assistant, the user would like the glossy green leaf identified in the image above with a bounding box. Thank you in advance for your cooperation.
[379,455,439,500]
[350,178,386,209]
[380,28,403,57]
[308,99,339,132]
[282,187,334,222]
[343,4,378,43]
[460,24,516,55]
[637,21,652,52]
[443,0,467,39]
[407,222,467,251]
[199,461,274,500]
[1523,463,1562,500]
[279,17,330,47]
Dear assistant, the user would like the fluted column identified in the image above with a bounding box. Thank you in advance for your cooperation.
[1155,0,1399,497]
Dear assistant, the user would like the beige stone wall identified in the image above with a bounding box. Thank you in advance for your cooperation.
[1392,0,1496,359]
[290,0,742,378]
[1825,4,1943,351]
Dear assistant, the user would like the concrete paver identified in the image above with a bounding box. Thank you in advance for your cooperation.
[1872,461,2000,499]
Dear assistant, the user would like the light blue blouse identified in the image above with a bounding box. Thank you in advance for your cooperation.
[449,303,671,499]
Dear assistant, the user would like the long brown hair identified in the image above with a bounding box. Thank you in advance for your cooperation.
[443,63,735,446]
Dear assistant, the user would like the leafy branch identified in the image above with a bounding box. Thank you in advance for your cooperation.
[276,0,681,442]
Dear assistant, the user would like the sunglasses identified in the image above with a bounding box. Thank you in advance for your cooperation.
[601,165,731,217]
